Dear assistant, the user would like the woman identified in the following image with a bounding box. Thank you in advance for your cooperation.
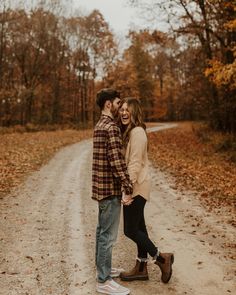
[119,97,174,283]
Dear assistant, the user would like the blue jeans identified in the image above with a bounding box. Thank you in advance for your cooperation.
[96,196,121,283]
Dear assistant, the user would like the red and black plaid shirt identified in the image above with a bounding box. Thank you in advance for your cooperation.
[92,114,133,201]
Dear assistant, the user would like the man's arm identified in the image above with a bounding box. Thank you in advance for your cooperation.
[107,125,133,195]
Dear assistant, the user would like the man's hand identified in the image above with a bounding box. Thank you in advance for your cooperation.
[121,194,133,206]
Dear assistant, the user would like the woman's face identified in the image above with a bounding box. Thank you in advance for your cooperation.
[119,102,131,125]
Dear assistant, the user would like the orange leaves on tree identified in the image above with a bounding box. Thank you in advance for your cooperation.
[205,59,236,90]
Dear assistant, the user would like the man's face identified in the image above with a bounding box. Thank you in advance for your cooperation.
[111,97,121,118]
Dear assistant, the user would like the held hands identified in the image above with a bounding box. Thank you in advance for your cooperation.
[121,193,133,206]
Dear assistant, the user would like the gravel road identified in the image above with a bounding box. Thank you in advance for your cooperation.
[0,125,235,295]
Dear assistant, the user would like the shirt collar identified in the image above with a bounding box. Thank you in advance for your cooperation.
[101,114,113,120]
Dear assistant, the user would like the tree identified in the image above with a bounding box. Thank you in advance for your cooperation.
[0,3,118,127]
[127,0,236,132]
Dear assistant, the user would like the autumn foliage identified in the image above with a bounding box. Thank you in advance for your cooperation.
[122,0,236,132]
[0,2,116,127]
[148,123,236,226]
[1,0,235,133]
[0,129,92,195]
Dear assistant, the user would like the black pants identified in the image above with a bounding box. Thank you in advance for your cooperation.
[123,195,158,259]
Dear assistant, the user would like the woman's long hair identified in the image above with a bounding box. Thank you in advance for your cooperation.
[119,97,146,147]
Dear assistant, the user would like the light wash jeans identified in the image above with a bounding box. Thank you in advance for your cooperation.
[96,196,121,283]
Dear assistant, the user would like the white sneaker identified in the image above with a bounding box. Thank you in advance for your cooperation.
[96,279,130,295]
[110,267,125,278]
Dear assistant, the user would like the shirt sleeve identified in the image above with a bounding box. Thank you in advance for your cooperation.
[127,127,147,184]
[107,125,133,195]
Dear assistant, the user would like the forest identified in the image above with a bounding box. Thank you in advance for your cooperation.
[0,0,235,133]
[0,3,235,293]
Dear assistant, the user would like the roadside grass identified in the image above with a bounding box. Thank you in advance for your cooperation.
[0,129,93,196]
[148,122,236,226]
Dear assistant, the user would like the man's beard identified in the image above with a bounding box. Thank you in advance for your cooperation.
[111,106,119,119]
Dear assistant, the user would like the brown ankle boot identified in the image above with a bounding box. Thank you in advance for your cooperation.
[120,259,149,281]
[155,253,174,283]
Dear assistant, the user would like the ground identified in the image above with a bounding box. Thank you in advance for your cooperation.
[0,125,235,295]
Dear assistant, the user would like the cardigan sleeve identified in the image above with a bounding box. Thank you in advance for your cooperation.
[127,127,147,184]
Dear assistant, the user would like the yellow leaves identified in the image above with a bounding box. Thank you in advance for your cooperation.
[205,59,236,90]
[224,19,236,31]
[0,129,92,195]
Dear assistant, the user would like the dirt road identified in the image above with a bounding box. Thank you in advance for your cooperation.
[0,126,235,295]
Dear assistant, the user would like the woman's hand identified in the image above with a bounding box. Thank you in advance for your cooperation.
[121,194,133,206]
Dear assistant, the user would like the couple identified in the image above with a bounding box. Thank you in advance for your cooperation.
[92,88,174,295]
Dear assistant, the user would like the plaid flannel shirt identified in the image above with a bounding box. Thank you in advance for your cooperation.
[92,114,133,201]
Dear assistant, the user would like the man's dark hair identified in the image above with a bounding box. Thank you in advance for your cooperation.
[96,88,120,110]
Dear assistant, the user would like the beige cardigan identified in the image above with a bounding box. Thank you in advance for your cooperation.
[125,126,151,201]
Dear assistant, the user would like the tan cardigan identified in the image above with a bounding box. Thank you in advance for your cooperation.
[125,126,151,201]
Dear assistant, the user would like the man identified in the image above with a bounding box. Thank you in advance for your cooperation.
[92,88,133,295]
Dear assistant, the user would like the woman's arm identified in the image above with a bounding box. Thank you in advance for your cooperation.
[127,127,147,184]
